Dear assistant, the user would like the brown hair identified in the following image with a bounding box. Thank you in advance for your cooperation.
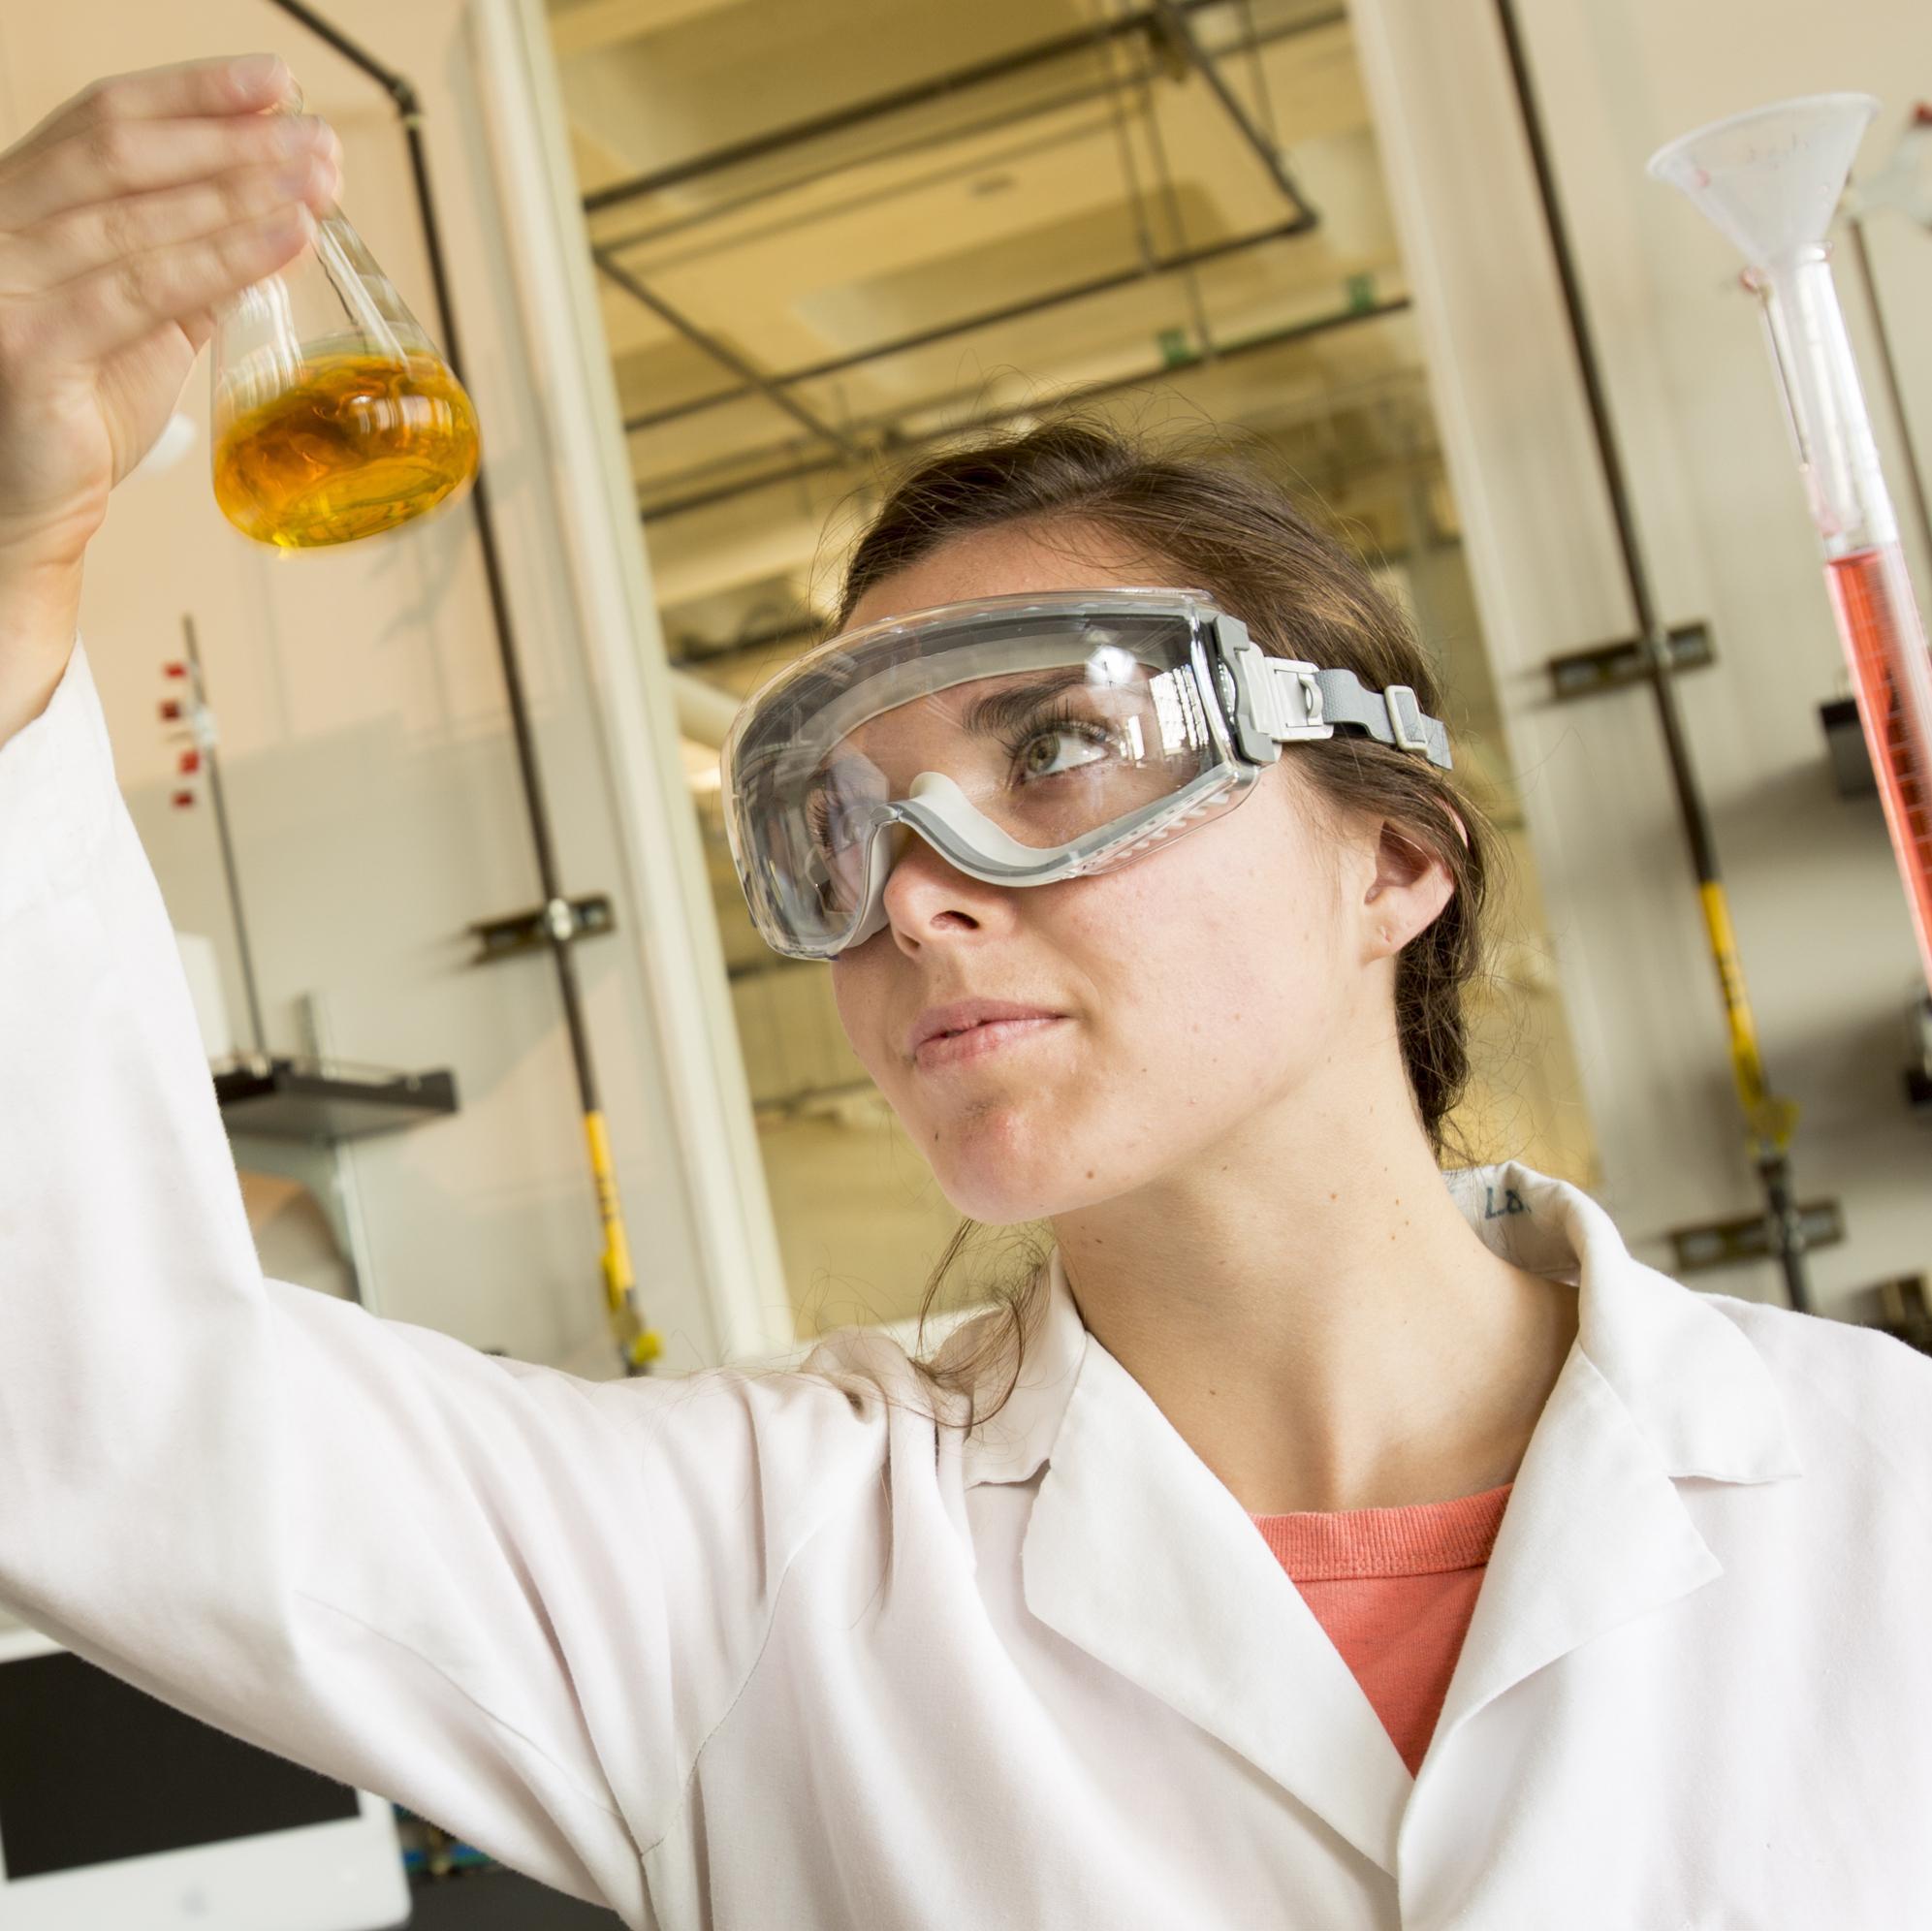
[831,414,1499,1420]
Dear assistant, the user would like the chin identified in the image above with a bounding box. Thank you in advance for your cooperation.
[932,1139,1114,1226]
[914,1121,1058,1225]
[938,1180,1055,1226]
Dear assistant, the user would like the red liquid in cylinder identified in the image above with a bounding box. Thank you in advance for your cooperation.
[1823,547,1932,984]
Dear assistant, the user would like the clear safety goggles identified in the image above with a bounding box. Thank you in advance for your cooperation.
[720,586,1451,961]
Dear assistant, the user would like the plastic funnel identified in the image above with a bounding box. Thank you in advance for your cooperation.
[1647,93,1878,266]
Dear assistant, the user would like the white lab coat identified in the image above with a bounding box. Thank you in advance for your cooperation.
[2,646,1929,1930]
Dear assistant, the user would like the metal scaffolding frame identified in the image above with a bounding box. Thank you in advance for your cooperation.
[586,7,1335,262]
[589,3,1331,475]
[580,3,1332,218]
[639,294,1413,524]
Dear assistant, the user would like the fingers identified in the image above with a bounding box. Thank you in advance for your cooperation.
[0,113,339,233]
[30,150,342,290]
[46,202,317,364]
[7,55,298,161]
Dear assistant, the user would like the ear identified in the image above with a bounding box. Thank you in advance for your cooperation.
[1360,820,1455,962]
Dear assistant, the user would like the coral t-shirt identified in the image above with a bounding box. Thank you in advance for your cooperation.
[1251,1481,1513,1776]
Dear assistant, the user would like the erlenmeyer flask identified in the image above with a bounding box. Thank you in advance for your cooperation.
[210,97,480,549]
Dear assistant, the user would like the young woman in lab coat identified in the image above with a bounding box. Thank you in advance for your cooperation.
[1,53,1928,1931]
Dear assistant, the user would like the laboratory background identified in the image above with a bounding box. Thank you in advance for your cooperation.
[0,0,1927,1922]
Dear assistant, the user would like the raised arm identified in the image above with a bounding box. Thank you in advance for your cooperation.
[0,61,885,1924]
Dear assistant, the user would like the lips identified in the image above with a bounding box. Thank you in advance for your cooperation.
[906,997,1063,1058]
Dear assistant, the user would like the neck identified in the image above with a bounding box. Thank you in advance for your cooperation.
[1047,1053,1577,1515]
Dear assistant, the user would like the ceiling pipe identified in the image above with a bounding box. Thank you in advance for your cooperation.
[606,96,1125,262]
[1147,0,1317,225]
[669,669,744,748]
[670,613,825,671]
[621,214,1313,437]
[592,247,866,460]
[639,294,1413,522]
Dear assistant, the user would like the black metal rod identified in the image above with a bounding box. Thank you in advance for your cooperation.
[671,614,826,671]
[1494,0,1809,1312]
[1137,17,1218,358]
[593,248,864,459]
[1491,2,1721,881]
[622,215,1314,436]
[1149,0,1316,222]
[639,294,1412,522]
[181,615,268,1059]
[262,3,604,1117]
[260,0,410,107]
[1095,8,1159,274]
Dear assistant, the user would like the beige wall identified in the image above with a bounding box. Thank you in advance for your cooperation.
[1354,0,1932,1315]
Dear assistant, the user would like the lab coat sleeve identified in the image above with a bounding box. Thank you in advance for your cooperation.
[0,645,887,1923]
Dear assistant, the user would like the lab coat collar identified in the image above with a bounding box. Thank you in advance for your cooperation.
[959,1160,1800,1494]
[1439,1162,1801,1485]
[957,1160,1802,1874]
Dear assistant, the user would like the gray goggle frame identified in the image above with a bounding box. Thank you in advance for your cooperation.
[724,591,1451,960]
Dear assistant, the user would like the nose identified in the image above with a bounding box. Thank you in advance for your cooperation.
[876,822,1015,953]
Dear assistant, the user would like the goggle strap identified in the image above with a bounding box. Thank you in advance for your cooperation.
[1310,669,1454,771]
[1220,620,1452,772]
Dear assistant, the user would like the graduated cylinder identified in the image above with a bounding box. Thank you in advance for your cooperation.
[1652,95,1932,990]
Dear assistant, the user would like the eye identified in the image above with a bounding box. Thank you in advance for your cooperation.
[806,791,860,856]
[1010,707,1115,782]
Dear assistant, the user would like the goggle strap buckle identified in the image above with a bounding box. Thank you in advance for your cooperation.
[1219,622,1332,763]
[1219,619,1452,771]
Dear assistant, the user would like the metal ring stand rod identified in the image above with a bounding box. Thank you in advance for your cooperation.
[1492,0,1812,1311]
[264,0,661,1369]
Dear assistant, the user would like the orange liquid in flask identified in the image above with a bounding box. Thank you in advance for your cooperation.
[212,350,480,549]
[1824,546,1932,974]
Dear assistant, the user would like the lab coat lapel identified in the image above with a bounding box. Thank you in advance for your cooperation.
[1433,1164,1803,1748]
[1013,1260,1411,1876]
[962,1166,1802,1871]
[1432,1343,1719,1742]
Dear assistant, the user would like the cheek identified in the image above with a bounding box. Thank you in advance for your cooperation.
[1061,813,1331,1019]
[829,956,886,1079]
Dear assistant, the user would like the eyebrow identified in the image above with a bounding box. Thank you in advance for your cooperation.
[958,667,1093,739]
